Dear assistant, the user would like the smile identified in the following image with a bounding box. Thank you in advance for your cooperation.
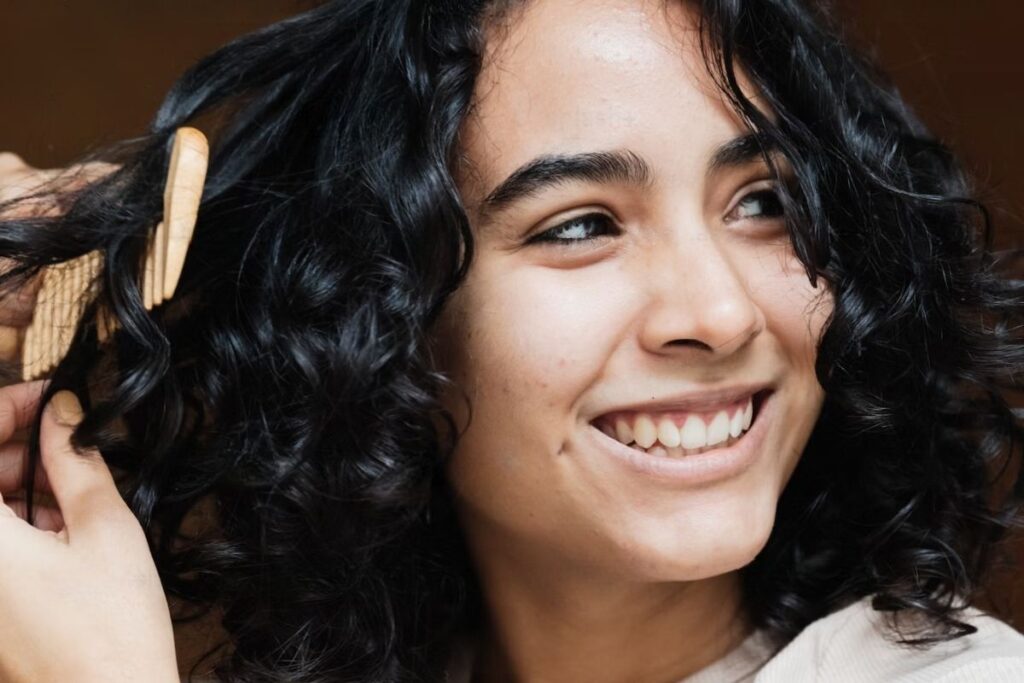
[591,390,770,457]
[584,390,775,486]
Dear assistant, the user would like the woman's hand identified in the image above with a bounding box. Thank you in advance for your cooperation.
[0,382,179,683]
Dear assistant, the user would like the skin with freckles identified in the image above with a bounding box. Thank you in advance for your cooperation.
[431,0,833,681]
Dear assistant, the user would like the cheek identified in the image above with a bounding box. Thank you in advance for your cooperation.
[744,247,832,481]
[746,246,832,369]
[434,259,635,519]
[443,260,631,413]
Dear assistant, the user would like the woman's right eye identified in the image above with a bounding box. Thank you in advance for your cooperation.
[527,212,621,246]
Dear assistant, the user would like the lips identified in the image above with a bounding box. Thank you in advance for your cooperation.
[593,383,771,416]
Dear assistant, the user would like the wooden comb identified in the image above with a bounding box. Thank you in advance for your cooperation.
[20,126,209,381]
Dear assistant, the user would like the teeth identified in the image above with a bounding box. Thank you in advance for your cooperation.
[729,407,744,438]
[596,394,760,455]
[706,410,731,447]
[632,434,741,457]
[615,419,633,445]
[633,415,658,449]
[656,418,681,448]
[679,415,707,449]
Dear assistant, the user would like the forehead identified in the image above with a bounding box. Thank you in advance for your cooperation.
[456,0,751,205]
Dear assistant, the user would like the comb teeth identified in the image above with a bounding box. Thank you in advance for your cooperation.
[52,262,76,375]
[19,127,209,381]
[153,220,167,307]
[143,226,156,311]
[37,269,53,378]
[21,254,101,380]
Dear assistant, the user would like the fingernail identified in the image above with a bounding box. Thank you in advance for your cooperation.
[50,390,83,427]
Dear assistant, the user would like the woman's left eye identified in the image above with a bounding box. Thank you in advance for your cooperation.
[527,212,621,245]
[726,187,785,222]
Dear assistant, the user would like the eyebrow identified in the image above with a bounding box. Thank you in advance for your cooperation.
[477,132,779,219]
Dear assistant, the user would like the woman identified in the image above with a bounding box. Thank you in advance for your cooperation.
[0,0,1021,680]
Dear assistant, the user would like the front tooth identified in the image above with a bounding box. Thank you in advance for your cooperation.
[742,398,753,430]
[729,408,744,438]
[633,415,658,448]
[679,415,707,449]
[707,410,731,446]
[656,418,681,448]
[615,419,634,445]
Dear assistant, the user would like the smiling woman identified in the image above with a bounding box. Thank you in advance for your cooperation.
[0,0,1022,682]
[434,5,830,659]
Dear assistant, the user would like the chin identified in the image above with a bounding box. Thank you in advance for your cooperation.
[607,491,779,582]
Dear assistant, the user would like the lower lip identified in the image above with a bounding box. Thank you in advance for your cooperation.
[583,391,776,487]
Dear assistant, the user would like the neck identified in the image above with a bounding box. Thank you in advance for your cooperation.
[462,522,752,683]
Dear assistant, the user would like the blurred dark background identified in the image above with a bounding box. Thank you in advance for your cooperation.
[1,0,1022,670]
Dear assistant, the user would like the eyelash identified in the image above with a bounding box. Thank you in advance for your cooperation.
[527,186,786,246]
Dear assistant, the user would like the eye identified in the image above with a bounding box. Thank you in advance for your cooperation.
[527,212,621,246]
[725,186,785,223]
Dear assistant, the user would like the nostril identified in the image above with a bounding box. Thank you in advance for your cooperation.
[666,338,714,352]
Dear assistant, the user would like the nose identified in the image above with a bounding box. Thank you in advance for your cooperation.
[638,231,765,358]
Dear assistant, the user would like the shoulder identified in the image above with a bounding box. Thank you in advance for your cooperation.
[755,595,1024,682]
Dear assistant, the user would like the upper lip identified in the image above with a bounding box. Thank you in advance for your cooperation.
[592,383,773,419]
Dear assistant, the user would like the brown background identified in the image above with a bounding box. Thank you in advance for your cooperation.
[2,0,1023,242]
[2,0,1023,673]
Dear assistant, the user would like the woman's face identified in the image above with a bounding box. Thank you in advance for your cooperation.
[433,0,832,583]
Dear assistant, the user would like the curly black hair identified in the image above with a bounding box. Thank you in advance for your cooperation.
[0,0,1021,681]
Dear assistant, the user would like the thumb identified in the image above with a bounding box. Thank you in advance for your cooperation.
[40,391,127,543]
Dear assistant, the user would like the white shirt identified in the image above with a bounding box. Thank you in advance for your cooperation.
[445,595,1024,682]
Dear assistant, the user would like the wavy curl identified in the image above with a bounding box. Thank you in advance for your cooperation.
[0,0,1021,680]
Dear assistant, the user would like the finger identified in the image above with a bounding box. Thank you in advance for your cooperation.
[40,390,128,542]
[0,325,19,361]
[0,274,43,327]
[0,158,117,222]
[0,168,60,214]
[0,152,28,172]
[59,161,119,184]
[0,157,61,201]
[2,498,64,531]
[15,161,118,204]
[0,439,51,493]
[0,381,48,443]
